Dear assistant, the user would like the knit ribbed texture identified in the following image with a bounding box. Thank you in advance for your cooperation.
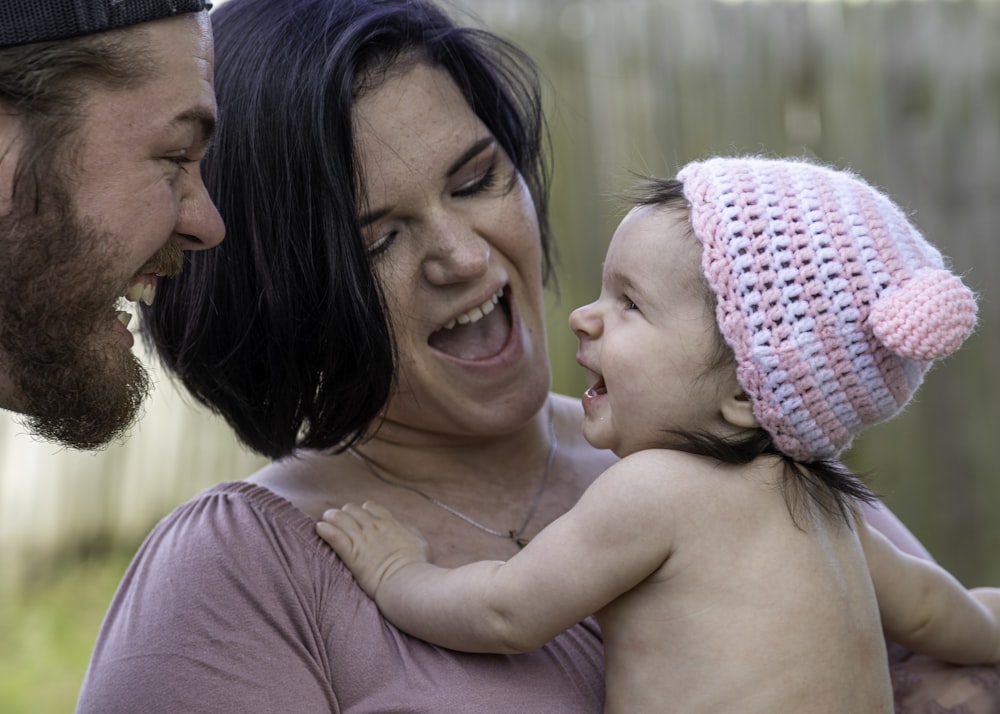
[0,0,211,48]
[678,156,978,462]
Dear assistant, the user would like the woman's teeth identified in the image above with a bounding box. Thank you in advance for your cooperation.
[124,281,156,306]
[442,289,503,330]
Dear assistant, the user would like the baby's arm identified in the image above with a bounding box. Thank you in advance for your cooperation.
[317,454,676,653]
[860,516,1000,664]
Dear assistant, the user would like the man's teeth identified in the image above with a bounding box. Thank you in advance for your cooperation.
[443,289,503,330]
[116,311,133,328]
[124,281,156,306]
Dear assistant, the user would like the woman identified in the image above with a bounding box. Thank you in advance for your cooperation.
[77,0,1000,711]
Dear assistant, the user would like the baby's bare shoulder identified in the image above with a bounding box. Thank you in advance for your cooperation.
[585,450,789,544]
[600,448,758,497]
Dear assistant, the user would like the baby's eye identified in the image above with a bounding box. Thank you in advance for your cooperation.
[623,296,638,311]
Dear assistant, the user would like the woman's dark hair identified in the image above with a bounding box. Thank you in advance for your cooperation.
[143,0,553,459]
[624,176,877,526]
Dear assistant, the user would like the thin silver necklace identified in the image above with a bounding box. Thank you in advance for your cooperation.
[347,401,556,549]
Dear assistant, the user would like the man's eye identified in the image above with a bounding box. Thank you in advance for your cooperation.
[165,154,194,172]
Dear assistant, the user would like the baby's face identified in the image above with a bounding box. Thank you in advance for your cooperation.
[569,204,741,457]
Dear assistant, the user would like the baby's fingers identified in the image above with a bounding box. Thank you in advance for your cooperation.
[316,510,354,555]
[316,503,374,558]
[358,501,394,520]
[316,502,406,560]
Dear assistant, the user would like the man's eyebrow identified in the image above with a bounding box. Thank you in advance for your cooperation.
[172,107,217,144]
[446,136,495,177]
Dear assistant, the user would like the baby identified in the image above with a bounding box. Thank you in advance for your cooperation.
[318,156,997,713]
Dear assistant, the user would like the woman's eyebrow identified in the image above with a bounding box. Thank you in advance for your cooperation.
[446,136,495,177]
[359,206,389,229]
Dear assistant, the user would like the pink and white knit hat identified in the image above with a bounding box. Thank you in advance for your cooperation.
[677,156,978,462]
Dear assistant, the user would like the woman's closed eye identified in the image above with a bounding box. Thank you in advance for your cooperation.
[453,163,498,198]
[366,227,399,258]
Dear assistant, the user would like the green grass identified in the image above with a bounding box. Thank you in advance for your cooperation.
[0,551,133,714]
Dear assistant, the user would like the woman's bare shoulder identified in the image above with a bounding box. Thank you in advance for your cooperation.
[246,449,356,520]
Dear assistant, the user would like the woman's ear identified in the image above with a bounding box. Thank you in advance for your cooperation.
[721,390,759,429]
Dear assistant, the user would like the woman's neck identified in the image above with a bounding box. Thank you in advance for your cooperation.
[248,393,616,564]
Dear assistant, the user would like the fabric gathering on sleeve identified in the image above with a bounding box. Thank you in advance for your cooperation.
[76,481,605,714]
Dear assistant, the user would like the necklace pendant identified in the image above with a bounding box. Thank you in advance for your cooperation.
[349,399,554,552]
[511,531,529,549]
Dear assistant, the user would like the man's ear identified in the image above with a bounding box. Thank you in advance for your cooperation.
[721,390,759,429]
[0,107,22,216]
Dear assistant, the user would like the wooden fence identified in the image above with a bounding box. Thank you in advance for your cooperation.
[2,0,998,589]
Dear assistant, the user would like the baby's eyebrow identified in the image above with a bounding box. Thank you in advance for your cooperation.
[603,265,633,290]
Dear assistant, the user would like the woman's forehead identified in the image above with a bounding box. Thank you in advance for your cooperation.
[353,62,487,193]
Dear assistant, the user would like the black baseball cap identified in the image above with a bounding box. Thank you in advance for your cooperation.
[1,0,213,48]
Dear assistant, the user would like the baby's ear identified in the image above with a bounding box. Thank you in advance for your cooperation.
[721,390,759,430]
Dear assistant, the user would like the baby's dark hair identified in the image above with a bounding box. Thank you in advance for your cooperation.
[622,176,878,527]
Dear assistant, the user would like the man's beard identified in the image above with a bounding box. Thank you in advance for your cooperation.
[0,181,151,450]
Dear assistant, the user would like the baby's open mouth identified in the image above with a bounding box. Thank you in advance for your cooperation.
[585,377,607,397]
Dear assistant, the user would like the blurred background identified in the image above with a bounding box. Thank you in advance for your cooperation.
[1,0,998,711]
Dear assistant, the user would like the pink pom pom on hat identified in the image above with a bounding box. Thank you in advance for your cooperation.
[677,156,978,462]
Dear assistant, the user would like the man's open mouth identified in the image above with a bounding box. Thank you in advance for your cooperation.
[114,275,161,331]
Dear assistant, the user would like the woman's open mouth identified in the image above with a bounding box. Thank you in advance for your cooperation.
[428,288,511,360]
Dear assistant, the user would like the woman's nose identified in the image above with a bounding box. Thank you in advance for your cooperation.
[422,216,490,285]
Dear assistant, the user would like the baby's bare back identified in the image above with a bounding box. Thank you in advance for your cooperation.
[596,453,893,713]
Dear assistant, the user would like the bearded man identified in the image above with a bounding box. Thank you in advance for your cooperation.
[0,0,225,449]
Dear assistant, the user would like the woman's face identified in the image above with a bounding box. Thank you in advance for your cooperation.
[353,61,550,440]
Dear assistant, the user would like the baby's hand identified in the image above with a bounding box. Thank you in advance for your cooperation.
[970,587,1000,661]
[317,501,430,599]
